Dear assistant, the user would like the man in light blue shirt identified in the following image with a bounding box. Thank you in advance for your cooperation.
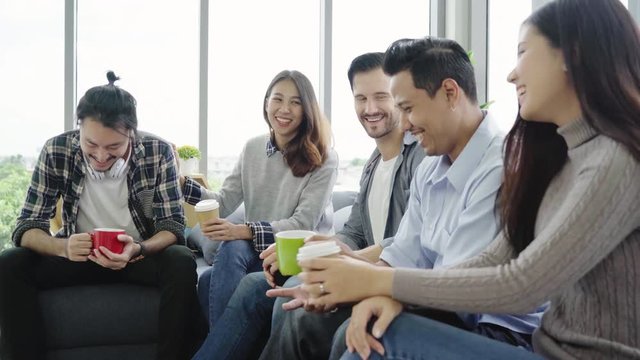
[380,112,542,334]
[300,37,546,359]
[374,36,544,347]
[382,111,503,269]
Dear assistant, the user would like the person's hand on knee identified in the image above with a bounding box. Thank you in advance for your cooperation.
[346,296,402,359]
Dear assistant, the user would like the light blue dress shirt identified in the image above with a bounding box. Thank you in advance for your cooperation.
[381,113,545,335]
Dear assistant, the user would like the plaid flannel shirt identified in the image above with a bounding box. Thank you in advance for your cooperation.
[12,130,185,246]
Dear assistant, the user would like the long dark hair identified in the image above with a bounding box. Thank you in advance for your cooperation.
[500,119,567,253]
[501,0,640,253]
[263,70,330,177]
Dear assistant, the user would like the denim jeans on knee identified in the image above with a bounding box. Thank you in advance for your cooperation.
[204,239,263,327]
[192,272,274,360]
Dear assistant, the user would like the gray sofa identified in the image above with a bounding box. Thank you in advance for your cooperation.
[38,190,357,360]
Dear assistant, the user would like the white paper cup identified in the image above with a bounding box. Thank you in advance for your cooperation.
[195,199,220,225]
[297,240,341,263]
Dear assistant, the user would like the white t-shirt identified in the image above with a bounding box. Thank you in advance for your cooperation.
[76,164,142,241]
[367,155,397,245]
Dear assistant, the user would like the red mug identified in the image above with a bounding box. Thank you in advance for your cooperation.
[91,228,126,255]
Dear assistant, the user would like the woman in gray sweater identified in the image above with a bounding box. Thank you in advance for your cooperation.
[183,70,338,358]
[297,1,640,359]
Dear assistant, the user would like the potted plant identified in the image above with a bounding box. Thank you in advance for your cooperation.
[176,145,201,175]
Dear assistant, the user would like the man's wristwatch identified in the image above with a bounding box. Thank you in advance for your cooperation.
[133,240,146,258]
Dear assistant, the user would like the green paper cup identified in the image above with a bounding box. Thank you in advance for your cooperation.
[276,230,316,275]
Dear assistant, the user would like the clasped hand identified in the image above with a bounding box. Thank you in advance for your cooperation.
[259,238,338,313]
[66,233,136,270]
[260,235,386,312]
[259,243,337,312]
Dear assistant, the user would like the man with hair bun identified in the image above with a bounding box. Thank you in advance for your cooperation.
[0,71,204,360]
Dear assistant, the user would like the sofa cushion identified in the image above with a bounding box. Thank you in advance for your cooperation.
[40,284,159,349]
[332,191,358,212]
[333,205,353,235]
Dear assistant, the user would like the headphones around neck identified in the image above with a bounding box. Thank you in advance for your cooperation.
[85,156,128,181]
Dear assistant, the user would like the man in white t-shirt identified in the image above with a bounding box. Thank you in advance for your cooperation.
[184,53,428,360]
[253,53,430,360]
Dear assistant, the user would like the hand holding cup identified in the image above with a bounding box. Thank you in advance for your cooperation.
[260,243,280,287]
[66,233,93,262]
[88,228,134,270]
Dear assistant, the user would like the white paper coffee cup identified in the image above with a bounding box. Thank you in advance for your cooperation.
[297,240,341,262]
[195,199,220,225]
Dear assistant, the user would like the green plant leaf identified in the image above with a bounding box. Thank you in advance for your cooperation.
[480,100,495,110]
[176,145,201,160]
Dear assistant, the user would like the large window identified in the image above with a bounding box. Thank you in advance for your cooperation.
[487,0,531,133]
[331,1,429,164]
[77,0,200,147]
[207,0,320,185]
[331,0,429,189]
[0,1,64,159]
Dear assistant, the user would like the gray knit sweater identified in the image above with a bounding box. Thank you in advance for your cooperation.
[392,118,640,359]
[200,134,338,235]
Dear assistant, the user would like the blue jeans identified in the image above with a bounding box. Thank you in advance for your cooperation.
[333,313,544,360]
[197,240,263,328]
[192,272,274,360]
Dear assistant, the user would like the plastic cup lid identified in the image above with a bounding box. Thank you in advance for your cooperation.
[276,230,316,239]
[297,240,341,261]
[195,199,219,212]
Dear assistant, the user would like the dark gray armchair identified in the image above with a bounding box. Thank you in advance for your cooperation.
[38,190,357,360]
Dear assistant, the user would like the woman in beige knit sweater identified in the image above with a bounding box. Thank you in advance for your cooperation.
[297,0,640,359]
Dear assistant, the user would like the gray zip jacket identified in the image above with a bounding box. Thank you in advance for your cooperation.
[336,132,429,250]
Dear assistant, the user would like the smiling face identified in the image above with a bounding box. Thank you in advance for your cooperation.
[508,23,579,125]
[79,117,131,171]
[352,68,400,140]
[265,79,304,148]
[390,70,460,157]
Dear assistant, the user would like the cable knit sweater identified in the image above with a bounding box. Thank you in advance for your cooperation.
[392,118,640,359]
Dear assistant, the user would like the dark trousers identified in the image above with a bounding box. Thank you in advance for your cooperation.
[0,245,206,360]
[259,275,351,360]
[407,307,532,349]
